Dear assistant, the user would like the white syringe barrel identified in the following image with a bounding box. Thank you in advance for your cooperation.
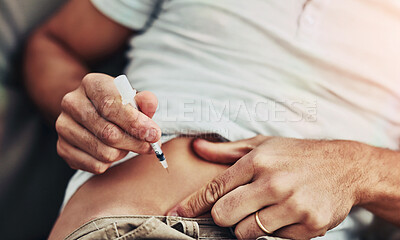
[114,75,138,108]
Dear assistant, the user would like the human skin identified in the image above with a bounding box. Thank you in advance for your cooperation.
[48,137,229,240]
[170,136,400,239]
[24,0,133,121]
[24,0,161,174]
[55,73,162,174]
[24,0,400,239]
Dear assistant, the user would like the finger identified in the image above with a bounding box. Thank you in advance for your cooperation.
[234,205,302,240]
[82,73,161,142]
[211,180,280,227]
[273,223,326,240]
[57,137,111,174]
[192,135,271,164]
[167,155,255,218]
[135,91,158,118]
[56,112,128,163]
[61,88,153,154]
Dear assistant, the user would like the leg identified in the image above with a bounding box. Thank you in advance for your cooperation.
[49,137,229,240]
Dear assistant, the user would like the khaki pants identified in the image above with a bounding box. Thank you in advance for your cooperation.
[64,215,285,240]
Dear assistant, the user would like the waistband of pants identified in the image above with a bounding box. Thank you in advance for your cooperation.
[64,215,236,240]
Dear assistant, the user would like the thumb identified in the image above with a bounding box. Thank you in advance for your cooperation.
[192,135,269,164]
[166,153,255,218]
[135,91,158,118]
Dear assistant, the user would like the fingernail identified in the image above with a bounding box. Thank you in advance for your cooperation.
[167,207,179,217]
[168,211,179,217]
[145,128,157,142]
[196,138,210,144]
[193,138,209,147]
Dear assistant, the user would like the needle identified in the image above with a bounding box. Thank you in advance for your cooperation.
[114,75,169,173]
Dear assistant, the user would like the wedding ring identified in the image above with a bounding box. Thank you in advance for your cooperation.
[255,211,273,235]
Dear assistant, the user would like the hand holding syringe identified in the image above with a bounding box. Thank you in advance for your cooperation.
[55,73,164,174]
[114,75,169,172]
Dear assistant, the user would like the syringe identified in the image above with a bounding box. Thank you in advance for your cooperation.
[114,75,169,172]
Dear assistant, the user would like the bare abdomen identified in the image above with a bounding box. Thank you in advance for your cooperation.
[49,137,229,239]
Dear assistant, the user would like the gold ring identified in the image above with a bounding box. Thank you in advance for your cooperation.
[255,211,272,235]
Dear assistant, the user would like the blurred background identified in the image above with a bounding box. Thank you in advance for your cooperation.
[0,0,74,239]
[0,0,127,239]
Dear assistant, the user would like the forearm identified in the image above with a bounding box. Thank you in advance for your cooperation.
[358,143,400,225]
[24,28,88,121]
[23,0,134,122]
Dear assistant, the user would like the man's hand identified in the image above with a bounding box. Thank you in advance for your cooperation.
[56,73,161,174]
[168,136,370,239]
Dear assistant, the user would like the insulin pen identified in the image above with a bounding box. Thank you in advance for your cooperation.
[114,75,169,172]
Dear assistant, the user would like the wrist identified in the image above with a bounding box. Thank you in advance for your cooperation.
[349,141,377,206]
[353,143,395,206]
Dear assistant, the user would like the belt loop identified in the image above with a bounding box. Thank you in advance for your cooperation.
[167,217,200,240]
[166,216,177,226]
[113,222,120,238]
[185,221,199,240]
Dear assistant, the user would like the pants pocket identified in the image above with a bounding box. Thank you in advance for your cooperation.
[75,217,195,240]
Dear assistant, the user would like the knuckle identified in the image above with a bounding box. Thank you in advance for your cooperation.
[55,116,65,135]
[304,212,330,232]
[68,161,79,170]
[317,229,328,237]
[234,226,245,240]
[211,206,223,226]
[61,92,76,111]
[211,205,229,227]
[203,178,225,205]
[289,197,308,216]
[107,149,122,162]
[254,134,265,141]
[68,162,79,170]
[129,115,142,135]
[178,199,197,217]
[98,95,119,119]
[84,133,99,154]
[177,178,226,219]
[249,150,265,169]
[100,148,121,163]
[56,140,66,158]
[57,141,78,170]
[287,197,316,227]
[81,73,97,87]
[263,178,283,199]
[265,176,293,199]
[135,141,152,154]
[100,123,121,145]
[63,156,79,170]
[252,135,267,144]
[92,162,109,174]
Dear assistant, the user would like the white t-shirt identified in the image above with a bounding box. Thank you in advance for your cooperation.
[65,0,400,238]
[92,0,400,148]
